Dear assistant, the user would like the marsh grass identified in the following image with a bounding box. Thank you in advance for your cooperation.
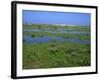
[23,42,90,69]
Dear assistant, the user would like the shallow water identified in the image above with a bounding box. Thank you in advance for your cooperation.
[23,36,90,44]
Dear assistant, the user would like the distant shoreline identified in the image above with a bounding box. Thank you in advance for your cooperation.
[23,23,90,27]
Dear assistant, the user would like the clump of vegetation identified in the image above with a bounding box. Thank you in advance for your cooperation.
[31,34,35,37]
[51,39,57,43]
[48,47,58,53]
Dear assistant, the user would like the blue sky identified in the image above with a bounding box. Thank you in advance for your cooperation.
[22,10,91,26]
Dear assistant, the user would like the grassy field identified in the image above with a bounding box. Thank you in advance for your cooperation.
[23,42,90,69]
[23,24,91,69]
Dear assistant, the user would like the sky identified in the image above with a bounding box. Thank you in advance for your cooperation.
[22,10,91,26]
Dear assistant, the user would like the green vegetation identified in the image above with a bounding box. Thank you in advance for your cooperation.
[23,24,91,69]
[23,42,90,69]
